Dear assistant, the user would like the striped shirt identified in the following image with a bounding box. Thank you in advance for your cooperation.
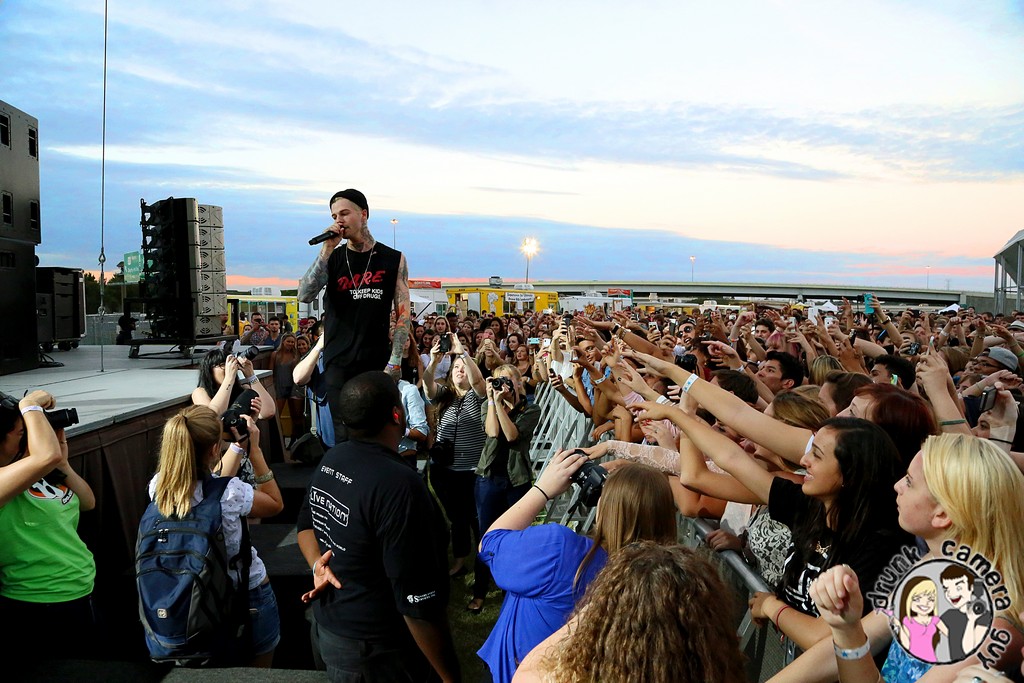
[433,388,488,472]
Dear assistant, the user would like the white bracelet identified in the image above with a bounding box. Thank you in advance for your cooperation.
[230,443,247,456]
[20,405,44,416]
[682,374,699,393]
[833,639,870,660]
[655,395,673,405]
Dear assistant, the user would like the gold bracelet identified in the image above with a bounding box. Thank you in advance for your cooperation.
[253,471,275,485]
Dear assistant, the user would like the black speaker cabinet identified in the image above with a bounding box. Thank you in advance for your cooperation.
[36,266,85,346]
[0,100,41,246]
[0,239,38,375]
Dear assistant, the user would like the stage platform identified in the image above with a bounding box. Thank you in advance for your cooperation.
[0,344,272,438]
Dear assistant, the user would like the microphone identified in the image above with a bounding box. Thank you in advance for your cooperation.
[308,229,340,246]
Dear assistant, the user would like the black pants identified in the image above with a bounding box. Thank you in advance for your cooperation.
[311,620,437,683]
[324,358,388,441]
[0,594,101,667]
[430,466,479,560]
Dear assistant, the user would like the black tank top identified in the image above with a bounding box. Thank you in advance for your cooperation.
[324,242,402,368]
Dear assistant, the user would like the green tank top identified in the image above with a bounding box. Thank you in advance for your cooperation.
[0,479,95,602]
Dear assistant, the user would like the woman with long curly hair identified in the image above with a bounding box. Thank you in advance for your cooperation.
[515,542,746,683]
[477,454,677,683]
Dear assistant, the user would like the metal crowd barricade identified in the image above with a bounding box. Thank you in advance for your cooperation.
[684,517,796,682]
[529,381,593,477]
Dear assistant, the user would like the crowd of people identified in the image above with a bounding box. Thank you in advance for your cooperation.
[385,299,1024,682]
[3,187,1023,683]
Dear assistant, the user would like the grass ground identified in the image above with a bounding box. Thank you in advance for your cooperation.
[447,555,502,681]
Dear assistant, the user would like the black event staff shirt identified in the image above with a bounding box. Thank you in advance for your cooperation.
[324,243,402,369]
[296,438,446,640]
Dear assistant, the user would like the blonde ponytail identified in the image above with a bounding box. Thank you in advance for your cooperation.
[155,405,221,518]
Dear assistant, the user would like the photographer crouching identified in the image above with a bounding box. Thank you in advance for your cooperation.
[0,390,98,664]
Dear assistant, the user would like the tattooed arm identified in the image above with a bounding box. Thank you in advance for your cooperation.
[298,236,338,303]
[388,253,412,377]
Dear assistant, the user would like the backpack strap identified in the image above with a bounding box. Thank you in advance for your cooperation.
[202,474,254,661]
[200,474,233,501]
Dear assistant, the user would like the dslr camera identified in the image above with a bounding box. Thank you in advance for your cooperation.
[220,389,258,440]
[489,376,514,393]
[232,345,261,362]
[0,391,79,431]
[567,448,608,507]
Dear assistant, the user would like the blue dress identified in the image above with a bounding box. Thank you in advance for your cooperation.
[880,639,933,682]
[477,525,607,683]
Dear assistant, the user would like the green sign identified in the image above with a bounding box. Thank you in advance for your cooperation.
[123,251,142,283]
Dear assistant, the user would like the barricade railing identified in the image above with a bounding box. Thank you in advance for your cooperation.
[684,517,795,682]
[529,382,593,476]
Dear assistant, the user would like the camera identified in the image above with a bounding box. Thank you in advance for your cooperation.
[676,353,698,373]
[489,376,514,392]
[438,333,451,354]
[0,391,79,431]
[567,449,608,507]
[967,580,990,616]
[239,345,261,361]
[45,408,80,431]
[562,313,573,328]
[221,389,258,440]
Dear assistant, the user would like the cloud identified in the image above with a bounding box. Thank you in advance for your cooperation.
[2,0,1020,297]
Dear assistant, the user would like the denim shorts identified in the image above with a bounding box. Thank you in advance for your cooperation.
[249,580,281,656]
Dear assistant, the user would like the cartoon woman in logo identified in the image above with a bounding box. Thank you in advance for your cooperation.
[895,576,948,662]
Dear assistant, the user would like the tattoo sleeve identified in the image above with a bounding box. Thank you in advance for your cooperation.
[389,255,411,365]
[298,251,330,303]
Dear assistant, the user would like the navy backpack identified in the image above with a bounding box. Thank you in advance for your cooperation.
[135,475,252,666]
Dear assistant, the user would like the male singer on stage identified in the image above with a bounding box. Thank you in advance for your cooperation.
[298,189,411,440]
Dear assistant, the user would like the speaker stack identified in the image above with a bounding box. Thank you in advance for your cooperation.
[0,100,41,375]
[139,198,226,342]
[36,267,86,351]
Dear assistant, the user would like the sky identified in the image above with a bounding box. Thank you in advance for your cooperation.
[2,0,1023,293]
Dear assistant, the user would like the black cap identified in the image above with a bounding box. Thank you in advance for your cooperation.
[329,189,369,216]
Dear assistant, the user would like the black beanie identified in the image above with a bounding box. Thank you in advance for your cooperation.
[329,189,369,216]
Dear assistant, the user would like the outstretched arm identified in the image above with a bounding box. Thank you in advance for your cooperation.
[626,350,813,465]
[631,401,776,504]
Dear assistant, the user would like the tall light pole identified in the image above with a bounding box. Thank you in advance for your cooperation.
[521,237,539,285]
[689,255,696,283]
[925,265,930,289]
[391,218,398,248]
